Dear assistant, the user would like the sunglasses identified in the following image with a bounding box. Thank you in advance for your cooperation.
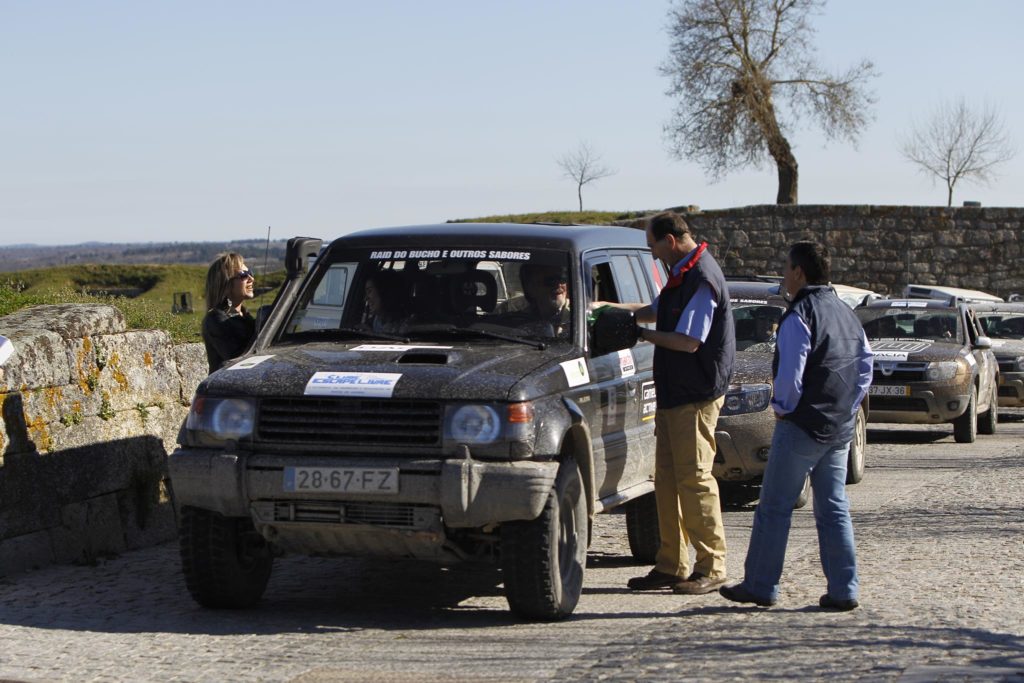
[541,274,568,287]
[234,269,255,280]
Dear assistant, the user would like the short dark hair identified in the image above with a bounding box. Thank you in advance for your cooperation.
[789,241,830,285]
[647,211,691,241]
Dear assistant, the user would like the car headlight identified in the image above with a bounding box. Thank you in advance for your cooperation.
[721,383,772,416]
[1015,356,1024,372]
[448,405,502,443]
[924,361,959,381]
[186,396,256,441]
[444,402,536,458]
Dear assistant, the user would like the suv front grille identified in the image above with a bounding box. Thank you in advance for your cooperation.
[869,396,929,412]
[258,397,442,446]
[270,500,433,529]
[872,361,927,382]
[998,359,1017,373]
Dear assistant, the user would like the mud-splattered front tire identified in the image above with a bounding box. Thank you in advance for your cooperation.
[179,506,273,609]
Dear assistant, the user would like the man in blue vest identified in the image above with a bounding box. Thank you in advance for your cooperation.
[599,211,735,595]
[719,241,873,610]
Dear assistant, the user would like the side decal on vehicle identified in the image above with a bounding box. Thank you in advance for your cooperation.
[560,357,591,388]
[618,349,636,378]
[641,381,656,422]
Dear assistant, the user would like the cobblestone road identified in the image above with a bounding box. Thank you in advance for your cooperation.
[1,413,1023,682]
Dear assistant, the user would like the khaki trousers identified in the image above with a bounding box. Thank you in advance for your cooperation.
[653,396,727,579]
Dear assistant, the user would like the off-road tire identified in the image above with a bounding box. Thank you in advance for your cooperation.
[977,382,998,435]
[953,388,978,443]
[794,476,811,509]
[501,458,588,621]
[624,492,659,564]
[846,406,867,485]
[179,506,273,609]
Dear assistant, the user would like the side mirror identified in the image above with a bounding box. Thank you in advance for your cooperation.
[285,237,323,279]
[974,336,992,350]
[590,307,639,357]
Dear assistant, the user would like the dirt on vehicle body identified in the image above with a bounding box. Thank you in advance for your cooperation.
[169,223,670,620]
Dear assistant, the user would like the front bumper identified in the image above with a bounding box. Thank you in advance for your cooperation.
[997,372,1024,407]
[713,410,775,482]
[168,446,558,559]
[867,381,971,424]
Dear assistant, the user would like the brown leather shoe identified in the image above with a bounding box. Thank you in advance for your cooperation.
[672,572,728,595]
[627,569,685,591]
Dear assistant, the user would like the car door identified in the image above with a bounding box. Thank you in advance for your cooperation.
[965,307,998,409]
[582,249,657,500]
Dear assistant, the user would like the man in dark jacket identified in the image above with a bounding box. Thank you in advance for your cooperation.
[599,211,735,595]
[720,241,873,610]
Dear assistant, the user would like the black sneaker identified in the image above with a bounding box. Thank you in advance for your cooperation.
[718,582,776,607]
[627,569,684,591]
[819,594,859,611]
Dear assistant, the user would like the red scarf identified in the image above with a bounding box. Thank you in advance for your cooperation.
[662,242,708,290]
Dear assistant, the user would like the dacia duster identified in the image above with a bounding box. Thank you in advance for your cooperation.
[857,298,999,442]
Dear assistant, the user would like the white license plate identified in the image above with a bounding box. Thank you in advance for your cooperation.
[869,385,909,397]
[283,467,399,494]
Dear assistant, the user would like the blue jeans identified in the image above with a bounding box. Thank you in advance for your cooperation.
[740,419,859,603]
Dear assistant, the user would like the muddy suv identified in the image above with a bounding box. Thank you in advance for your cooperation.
[169,223,666,620]
[971,302,1024,407]
[856,299,999,442]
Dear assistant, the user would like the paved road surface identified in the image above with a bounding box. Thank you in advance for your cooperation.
[1,413,1022,682]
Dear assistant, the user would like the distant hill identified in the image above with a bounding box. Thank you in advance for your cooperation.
[0,239,290,273]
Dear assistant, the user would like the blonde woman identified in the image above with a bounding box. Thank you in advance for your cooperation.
[202,252,256,372]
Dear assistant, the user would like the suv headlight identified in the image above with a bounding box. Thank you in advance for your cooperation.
[444,402,536,459]
[186,396,256,442]
[1014,356,1024,372]
[924,361,959,381]
[721,383,772,416]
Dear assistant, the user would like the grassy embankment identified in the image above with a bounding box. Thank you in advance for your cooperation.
[0,264,285,344]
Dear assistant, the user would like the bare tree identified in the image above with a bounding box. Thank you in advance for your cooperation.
[557,141,616,211]
[662,0,876,204]
[900,98,1016,207]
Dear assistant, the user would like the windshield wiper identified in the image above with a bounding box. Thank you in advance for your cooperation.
[405,324,547,350]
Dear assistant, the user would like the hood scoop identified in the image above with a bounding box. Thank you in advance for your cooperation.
[397,350,452,365]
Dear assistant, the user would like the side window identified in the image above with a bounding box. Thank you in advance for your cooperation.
[610,254,644,305]
[312,264,351,306]
[589,262,619,303]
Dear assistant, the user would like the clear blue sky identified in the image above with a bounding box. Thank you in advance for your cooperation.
[2,1,1021,246]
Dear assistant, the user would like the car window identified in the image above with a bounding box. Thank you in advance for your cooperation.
[281,248,573,342]
[978,313,1024,339]
[857,307,963,343]
[732,303,785,352]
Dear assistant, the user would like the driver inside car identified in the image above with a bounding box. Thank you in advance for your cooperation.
[519,263,571,338]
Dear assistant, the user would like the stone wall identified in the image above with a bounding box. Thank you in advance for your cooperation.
[621,205,1024,298]
[0,304,206,576]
